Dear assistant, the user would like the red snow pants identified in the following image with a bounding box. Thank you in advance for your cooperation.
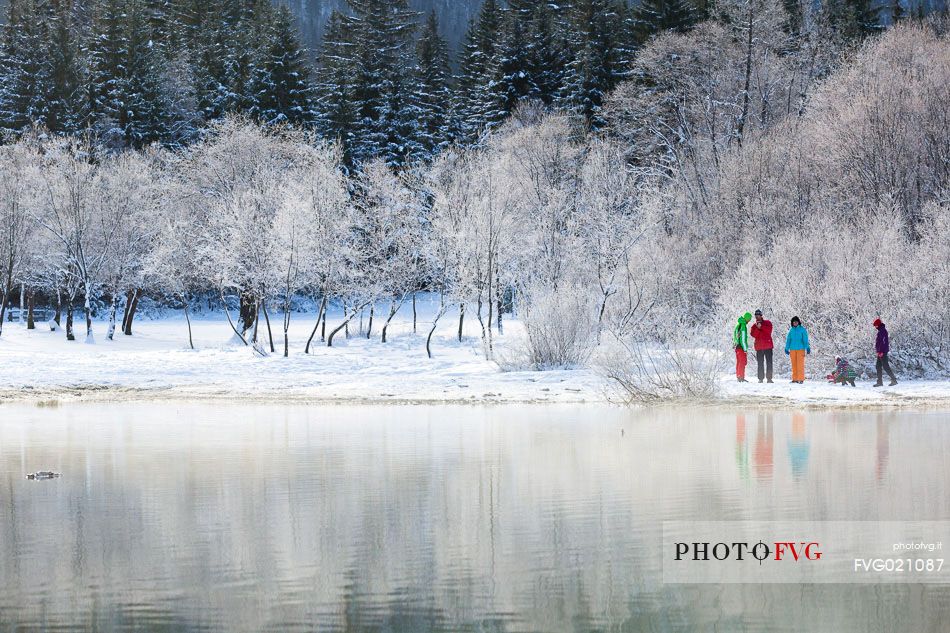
[735,347,748,380]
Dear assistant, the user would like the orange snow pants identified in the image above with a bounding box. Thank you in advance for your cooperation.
[790,349,806,382]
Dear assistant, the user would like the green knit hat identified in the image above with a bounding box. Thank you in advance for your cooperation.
[740,312,752,323]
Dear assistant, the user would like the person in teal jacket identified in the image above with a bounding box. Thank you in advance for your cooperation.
[784,316,811,383]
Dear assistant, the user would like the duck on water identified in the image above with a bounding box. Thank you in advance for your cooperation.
[26,471,60,480]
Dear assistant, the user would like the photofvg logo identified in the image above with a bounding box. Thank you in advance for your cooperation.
[662,521,950,584]
[674,540,822,563]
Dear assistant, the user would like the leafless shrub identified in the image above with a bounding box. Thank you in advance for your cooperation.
[523,285,598,369]
[597,330,725,403]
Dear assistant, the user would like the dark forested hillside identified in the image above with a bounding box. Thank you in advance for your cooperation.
[0,0,483,51]
[284,0,482,54]
[0,0,943,169]
[0,0,642,163]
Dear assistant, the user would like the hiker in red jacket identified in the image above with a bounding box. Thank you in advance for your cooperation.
[750,309,774,383]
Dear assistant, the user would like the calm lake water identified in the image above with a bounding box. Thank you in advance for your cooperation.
[1,403,949,632]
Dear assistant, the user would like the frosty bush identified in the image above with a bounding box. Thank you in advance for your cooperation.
[514,282,599,369]
[597,330,725,403]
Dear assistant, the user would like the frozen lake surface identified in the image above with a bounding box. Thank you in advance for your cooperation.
[2,402,950,632]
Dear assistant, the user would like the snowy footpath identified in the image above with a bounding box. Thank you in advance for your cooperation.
[1,300,949,408]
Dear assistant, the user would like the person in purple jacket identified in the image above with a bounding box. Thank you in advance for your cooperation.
[873,318,898,387]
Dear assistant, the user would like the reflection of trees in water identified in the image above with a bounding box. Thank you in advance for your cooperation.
[876,413,890,482]
[0,404,948,632]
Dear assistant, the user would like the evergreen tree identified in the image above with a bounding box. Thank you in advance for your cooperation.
[89,0,130,142]
[826,0,882,40]
[0,0,661,158]
[526,2,570,106]
[220,0,272,115]
[145,0,174,45]
[123,0,173,146]
[89,0,174,148]
[782,0,805,35]
[344,0,423,166]
[561,0,634,129]
[493,0,535,116]
[176,0,231,121]
[251,5,316,126]
[0,0,53,134]
[455,0,503,142]
[415,10,452,156]
[46,0,87,134]
[890,0,905,23]
[382,55,424,165]
[315,9,356,164]
[632,0,699,42]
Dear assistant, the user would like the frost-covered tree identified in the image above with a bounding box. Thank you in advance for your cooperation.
[0,139,39,334]
[98,150,162,340]
[576,139,646,337]
[352,160,423,343]
[802,23,949,230]
[427,149,478,353]
[488,112,601,366]
[145,160,203,348]
[33,137,124,342]
[185,118,302,347]
[429,127,527,359]
[605,8,794,201]
[275,141,349,356]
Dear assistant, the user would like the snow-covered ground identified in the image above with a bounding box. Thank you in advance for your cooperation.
[0,298,604,404]
[1,296,949,408]
[717,376,950,409]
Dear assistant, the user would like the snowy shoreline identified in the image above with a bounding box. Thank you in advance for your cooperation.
[3,386,950,411]
[2,308,950,410]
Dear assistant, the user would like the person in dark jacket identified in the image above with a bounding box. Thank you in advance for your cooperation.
[750,309,774,383]
[873,318,898,387]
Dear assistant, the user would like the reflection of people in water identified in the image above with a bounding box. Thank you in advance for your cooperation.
[787,412,811,478]
[736,414,749,480]
[876,414,889,481]
[753,414,774,479]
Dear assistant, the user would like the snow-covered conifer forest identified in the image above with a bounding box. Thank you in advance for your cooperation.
[0,0,948,401]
